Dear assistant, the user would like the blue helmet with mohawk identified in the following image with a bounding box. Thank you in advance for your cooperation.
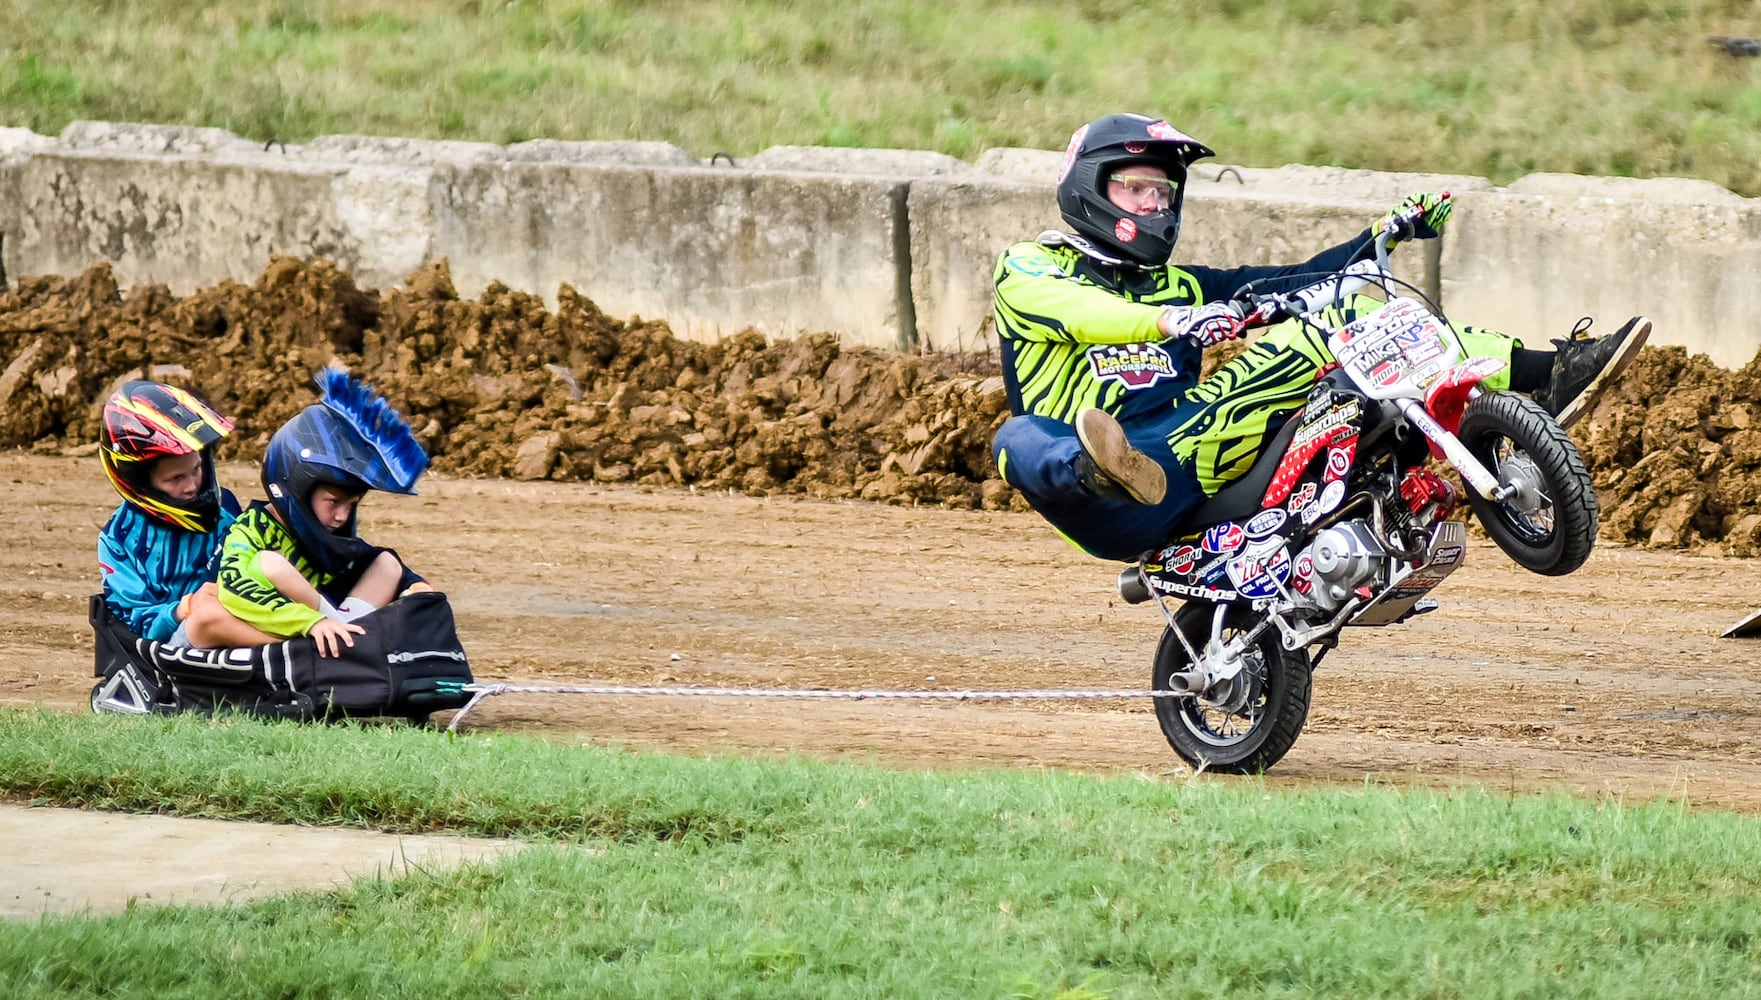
[260,366,430,576]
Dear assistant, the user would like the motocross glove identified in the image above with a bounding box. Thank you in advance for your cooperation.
[1374,192,1453,242]
[1162,301,1247,347]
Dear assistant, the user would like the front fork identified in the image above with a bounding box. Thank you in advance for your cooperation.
[1400,399,1514,501]
[1409,366,1526,504]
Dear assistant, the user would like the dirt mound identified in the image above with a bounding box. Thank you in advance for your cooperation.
[0,258,1017,511]
[0,257,1753,548]
[1578,345,1761,554]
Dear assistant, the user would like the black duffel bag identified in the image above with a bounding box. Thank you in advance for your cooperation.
[90,592,474,723]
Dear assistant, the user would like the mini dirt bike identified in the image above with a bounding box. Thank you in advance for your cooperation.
[1120,219,1598,773]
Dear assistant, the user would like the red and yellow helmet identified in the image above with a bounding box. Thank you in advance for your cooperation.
[99,381,234,532]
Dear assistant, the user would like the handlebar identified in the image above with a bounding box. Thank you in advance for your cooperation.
[1236,256,1389,329]
[1232,217,1413,332]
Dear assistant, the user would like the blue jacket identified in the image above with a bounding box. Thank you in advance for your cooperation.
[98,489,242,642]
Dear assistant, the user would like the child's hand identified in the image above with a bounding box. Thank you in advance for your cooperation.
[179,582,223,622]
[309,618,365,658]
[402,581,435,596]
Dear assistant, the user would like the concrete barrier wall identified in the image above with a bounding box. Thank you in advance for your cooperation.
[0,143,440,293]
[0,120,1756,363]
[434,162,913,349]
[1444,176,1761,368]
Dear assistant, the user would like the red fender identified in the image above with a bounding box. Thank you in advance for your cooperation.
[1424,356,1508,435]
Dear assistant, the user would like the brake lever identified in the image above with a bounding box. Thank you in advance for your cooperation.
[1240,295,1292,330]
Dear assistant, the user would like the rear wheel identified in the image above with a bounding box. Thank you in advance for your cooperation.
[1152,602,1312,774]
[1457,392,1598,576]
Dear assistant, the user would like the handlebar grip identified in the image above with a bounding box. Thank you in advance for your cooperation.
[1385,215,1418,243]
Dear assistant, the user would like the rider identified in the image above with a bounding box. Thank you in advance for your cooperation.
[216,369,433,658]
[991,112,1650,561]
[97,380,274,648]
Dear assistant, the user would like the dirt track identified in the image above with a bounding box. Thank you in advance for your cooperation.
[8,452,1761,812]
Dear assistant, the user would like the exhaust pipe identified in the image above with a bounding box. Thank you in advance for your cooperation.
[1117,566,1152,605]
[1162,670,1206,695]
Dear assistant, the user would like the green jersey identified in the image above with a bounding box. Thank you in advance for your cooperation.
[216,503,333,639]
[992,231,1379,425]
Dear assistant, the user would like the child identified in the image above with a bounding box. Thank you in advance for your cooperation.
[216,368,432,658]
[97,380,273,647]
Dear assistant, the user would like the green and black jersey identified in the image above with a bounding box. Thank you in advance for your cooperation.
[216,502,333,639]
[992,232,1376,424]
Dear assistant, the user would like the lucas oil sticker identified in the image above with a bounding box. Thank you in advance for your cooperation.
[1226,539,1292,599]
[1088,343,1177,389]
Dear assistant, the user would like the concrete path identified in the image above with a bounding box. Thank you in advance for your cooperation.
[0,803,528,920]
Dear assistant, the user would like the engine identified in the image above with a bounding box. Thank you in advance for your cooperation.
[1302,521,1387,610]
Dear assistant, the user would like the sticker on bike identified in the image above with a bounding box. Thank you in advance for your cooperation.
[1244,508,1288,540]
[1226,538,1292,599]
[1202,523,1245,554]
[1331,298,1464,396]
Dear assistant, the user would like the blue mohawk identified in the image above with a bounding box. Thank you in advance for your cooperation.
[314,365,430,492]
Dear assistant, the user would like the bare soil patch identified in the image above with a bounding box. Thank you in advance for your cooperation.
[0,803,527,920]
[7,452,1761,814]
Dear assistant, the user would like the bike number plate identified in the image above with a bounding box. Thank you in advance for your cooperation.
[1329,298,1465,400]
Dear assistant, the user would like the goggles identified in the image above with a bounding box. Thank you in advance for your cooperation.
[1108,172,1177,210]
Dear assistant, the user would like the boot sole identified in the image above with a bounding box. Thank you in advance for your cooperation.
[1555,317,1651,430]
[1075,409,1167,505]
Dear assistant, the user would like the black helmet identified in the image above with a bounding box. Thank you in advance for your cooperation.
[1056,113,1215,267]
[260,368,429,577]
[99,380,234,533]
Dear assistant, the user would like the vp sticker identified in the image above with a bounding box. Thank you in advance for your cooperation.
[1202,522,1245,555]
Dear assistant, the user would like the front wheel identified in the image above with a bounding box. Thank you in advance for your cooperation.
[1456,392,1599,576]
[1152,602,1312,774]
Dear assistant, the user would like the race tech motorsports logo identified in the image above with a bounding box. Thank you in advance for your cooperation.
[1087,343,1177,388]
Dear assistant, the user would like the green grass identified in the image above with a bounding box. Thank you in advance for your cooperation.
[0,1,1757,193]
[5,709,1761,997]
